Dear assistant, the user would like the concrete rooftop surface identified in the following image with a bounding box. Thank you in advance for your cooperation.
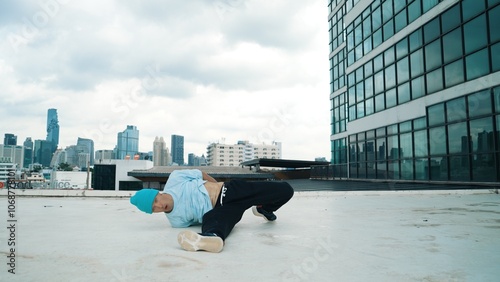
[1,185,500,282]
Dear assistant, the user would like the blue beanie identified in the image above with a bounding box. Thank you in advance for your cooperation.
[130,189,159,214]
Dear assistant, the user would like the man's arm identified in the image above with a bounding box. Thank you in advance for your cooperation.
[202,171,217,183]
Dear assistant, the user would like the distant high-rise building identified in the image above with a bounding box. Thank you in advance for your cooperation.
[34,139,53,167]
[0,145,24,167]
[23,137,33,168]
[77,137,94,166]
[171,135,184,165]
[46,108,59,154]
[116,125,139,160]
[95,150,115,162]
[4,133,17,145]
[188,153,207,166]
[153,136,169,166]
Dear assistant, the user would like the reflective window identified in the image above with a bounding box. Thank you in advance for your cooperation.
[365,76,374,98]
[489,0,500,7]
[372,6,382,30]
[366,97,374,115]
[423,17,440,44]
[388,160,400,179]
[365,61,373,77]
[396,38,408,59]
[400,121,412,133]
[376,138,386,161]
[414,117,427,130]
[411,75,425,99]
[386,88,397,108]
[374,70,384,94]
[401,160,414,180]
[395,9,407,33]
[493,42,500,72]
[429,157,447,180]
[449,155,470,181]
[374,53,384,72]
[442,28,463,64]
[410,49,424,78]
[363,16,372,39]
[490,5,500,43]
[382,0,393,23]
[398,82,411,104]
[375,93,385,112]
[400,132,413,158]
[357,102,365,119]
[415,158,429,180]
[364,38,373,53]
[428,103,445,126]
[497,116,500,148]
[470,117,494,153]
[383,19,394,41]
[408,0,422,23]
[472,153,496,181]
[429,126,447,155]
[462,0,486,22]
[425,39,442,71]
[356,82,364,101]
[444,59,464,88]
[441,4,461,34]
[373,28,383,48]
[349,106,356,121]
[468,89,492,117]
[426,68,443,94]
[495,86,500,113]
[414,129,428,157]
[446,97,467,123]
[423,0,439,13]
[387,135,400,159]
[385,64,396,89]
[384,47,395,66]
[448,122,468,154]
[464,14,488,54]
[397,57,410,84]
[409,29,423,52]
[466,48,489,80]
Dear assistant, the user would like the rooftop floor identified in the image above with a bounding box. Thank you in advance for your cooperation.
[1,187,499,281]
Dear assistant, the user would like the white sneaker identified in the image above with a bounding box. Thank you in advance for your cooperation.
[177,230,224,253]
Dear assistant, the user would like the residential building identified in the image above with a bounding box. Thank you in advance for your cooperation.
[328,0,500,182]
[206,140,282,167]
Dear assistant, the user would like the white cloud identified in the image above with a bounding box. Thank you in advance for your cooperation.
[0,0,331,161]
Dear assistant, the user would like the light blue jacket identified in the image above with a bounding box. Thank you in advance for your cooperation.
[163,169,213,227]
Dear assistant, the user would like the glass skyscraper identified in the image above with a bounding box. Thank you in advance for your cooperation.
[46,108,59,154]
[116,125,139,160]
[171,135,184,166]
[329,0,500,183]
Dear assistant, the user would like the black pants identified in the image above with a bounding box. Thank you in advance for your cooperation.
[201,180,294,240]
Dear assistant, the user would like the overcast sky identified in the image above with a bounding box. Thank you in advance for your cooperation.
[0,0,331,161]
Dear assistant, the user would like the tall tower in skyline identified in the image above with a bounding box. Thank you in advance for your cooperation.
[153,136,170,166]
[171,135,184,165]
[4,133,17,145]
[116,125,139,160]
[23,137,33,168]
[77,137,95,166]
[46,108,59,154]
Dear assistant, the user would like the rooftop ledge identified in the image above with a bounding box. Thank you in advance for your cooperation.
[1,188,499,281]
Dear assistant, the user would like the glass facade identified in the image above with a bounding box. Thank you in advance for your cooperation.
[329,0,500,183]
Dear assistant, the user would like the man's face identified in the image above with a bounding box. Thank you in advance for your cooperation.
[152,193,172,213]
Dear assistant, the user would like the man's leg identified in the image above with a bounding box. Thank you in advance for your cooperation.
[201,204,247,240]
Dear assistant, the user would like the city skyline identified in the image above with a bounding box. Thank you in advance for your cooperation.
[0,0,330,161]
